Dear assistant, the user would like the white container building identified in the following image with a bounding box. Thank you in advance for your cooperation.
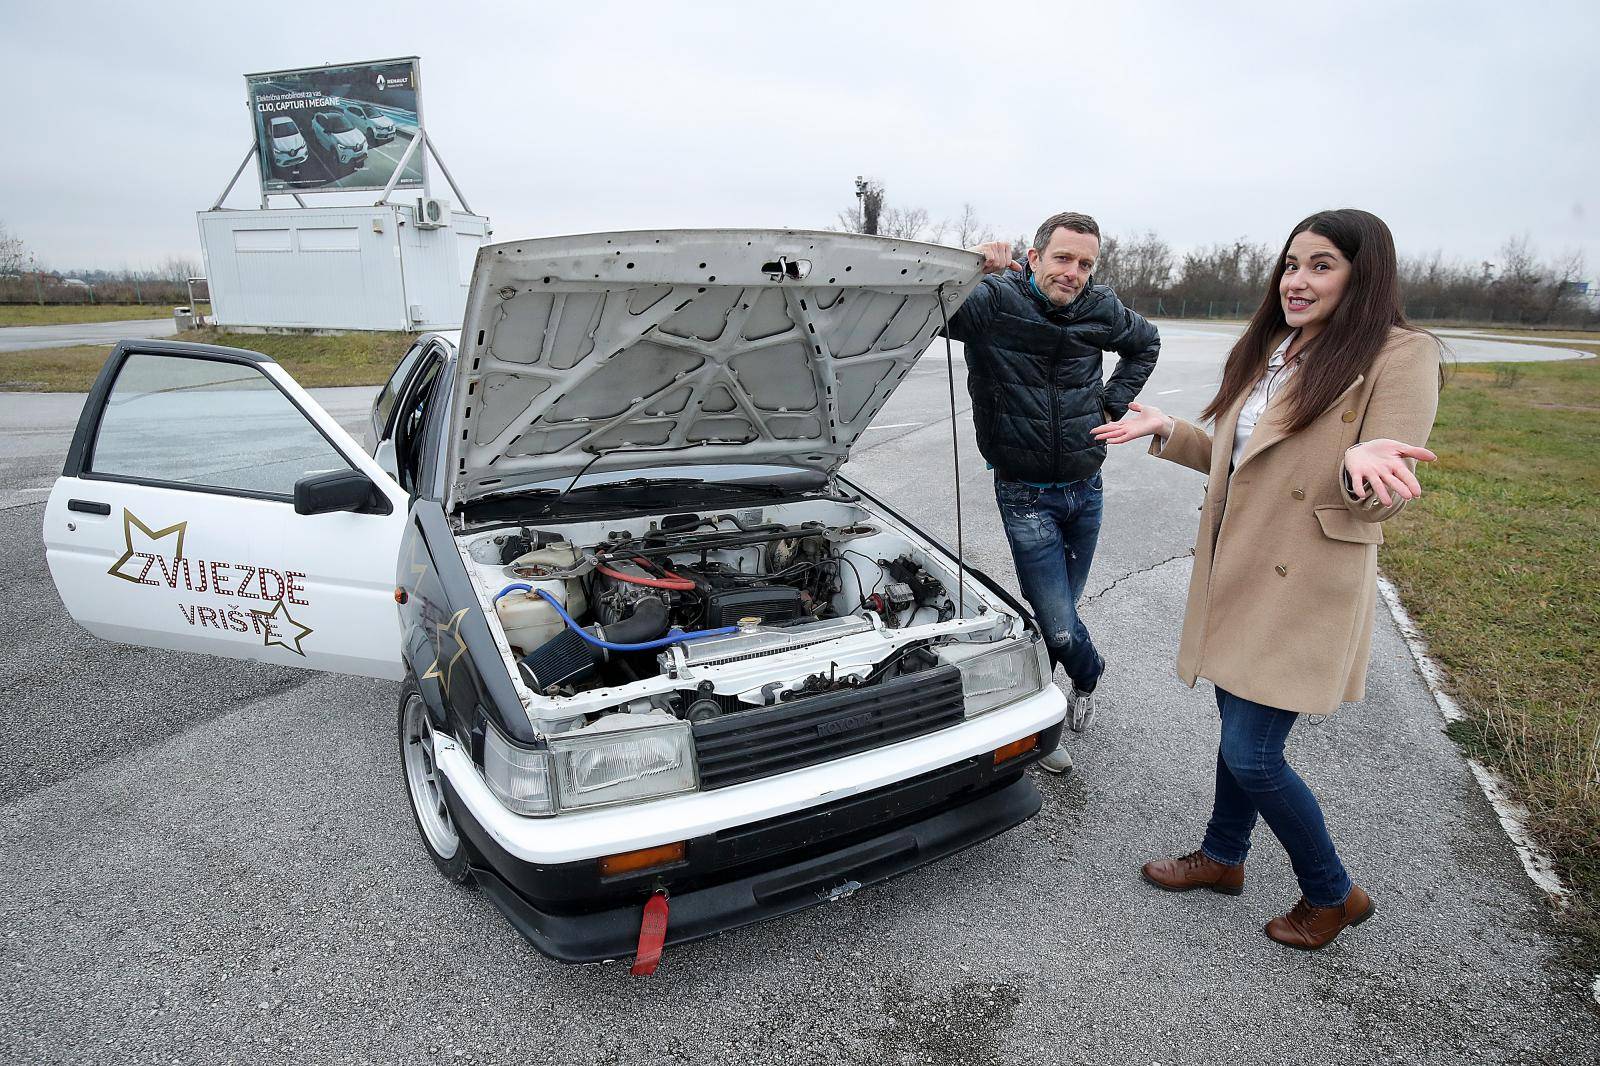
[196,202,490,331]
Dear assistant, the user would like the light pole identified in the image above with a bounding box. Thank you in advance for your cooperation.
[854,175,867,233]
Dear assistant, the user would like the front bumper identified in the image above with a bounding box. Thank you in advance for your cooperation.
[444,721,1061,963]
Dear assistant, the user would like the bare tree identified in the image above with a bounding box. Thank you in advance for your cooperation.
[156,255,202,283]
[0,219,31,276]
[880,205,931,241]
[953,203,993,249]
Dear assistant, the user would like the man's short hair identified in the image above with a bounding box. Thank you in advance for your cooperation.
[1032,212,1101,252]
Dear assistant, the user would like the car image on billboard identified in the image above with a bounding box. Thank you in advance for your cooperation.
[247,57,424,194]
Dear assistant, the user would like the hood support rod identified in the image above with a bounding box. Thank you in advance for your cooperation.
[936,285,965,618]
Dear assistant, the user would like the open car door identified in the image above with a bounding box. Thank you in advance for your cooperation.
[43,340,408,680]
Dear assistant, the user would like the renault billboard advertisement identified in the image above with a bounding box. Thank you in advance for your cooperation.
[247,57,425,194]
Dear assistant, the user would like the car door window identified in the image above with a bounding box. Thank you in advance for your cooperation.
[89,352,352,499]
[394,354,444,493]
[373,341,428,440]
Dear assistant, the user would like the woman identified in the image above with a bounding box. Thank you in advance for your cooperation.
[1091,209,1440,950]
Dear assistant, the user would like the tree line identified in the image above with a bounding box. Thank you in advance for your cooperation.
[837,183,1598,328]
[0,219,202,306]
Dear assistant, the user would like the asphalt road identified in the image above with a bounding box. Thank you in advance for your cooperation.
[0,317,179,352]
[1,322,1596,1064]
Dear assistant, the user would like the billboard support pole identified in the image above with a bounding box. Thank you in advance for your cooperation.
[376,129,425,206]
[212,143,258,211]
[424,133,474,216]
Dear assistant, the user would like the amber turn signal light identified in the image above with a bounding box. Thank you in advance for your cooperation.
[992,733,1040,765]
[599,841,687,878]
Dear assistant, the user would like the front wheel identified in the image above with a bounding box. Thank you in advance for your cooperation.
[399,681,472,883]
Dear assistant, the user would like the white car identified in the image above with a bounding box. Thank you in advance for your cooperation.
[266,115,307,170]
[337,101,397,145]
[309,109,367,171]
[43,230,1068,967]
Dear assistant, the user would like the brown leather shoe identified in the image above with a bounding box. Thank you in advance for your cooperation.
[1141,850,1245,895]
[1264,885,1373,951]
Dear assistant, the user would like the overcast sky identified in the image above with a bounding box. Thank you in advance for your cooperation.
[3,1,1596,277]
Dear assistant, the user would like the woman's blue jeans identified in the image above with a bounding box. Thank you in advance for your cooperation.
[1200,686,1353,907]
[993,474,1105,692]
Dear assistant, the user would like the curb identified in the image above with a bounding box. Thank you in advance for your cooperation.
[1377,575,1598,1007]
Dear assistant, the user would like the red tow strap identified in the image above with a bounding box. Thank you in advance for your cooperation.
[630,891,670,976]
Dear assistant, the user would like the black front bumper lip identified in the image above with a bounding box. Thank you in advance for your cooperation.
[465,770,1043,964]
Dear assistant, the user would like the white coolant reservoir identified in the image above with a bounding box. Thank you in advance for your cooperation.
[498,543,591,655]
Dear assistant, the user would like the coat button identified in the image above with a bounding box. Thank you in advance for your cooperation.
[1275,564,1288,576]
[1341,411,1357,423]
[1291,488,1306,500]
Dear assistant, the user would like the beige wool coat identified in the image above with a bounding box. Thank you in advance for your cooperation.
[1151,328,1441,714]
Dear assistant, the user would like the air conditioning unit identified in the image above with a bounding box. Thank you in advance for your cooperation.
[414,197,450,229]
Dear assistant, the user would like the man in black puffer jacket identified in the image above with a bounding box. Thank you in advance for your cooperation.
[948,211,1160,775]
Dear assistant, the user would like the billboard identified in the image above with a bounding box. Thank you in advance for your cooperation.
[247,57,424,194]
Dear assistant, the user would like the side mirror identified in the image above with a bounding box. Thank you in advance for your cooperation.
[294,469,392,516]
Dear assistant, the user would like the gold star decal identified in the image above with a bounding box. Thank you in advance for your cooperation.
[421,607,471,690]
[399,523,431,595]
[108,509,186,583]
[250,599,314,657]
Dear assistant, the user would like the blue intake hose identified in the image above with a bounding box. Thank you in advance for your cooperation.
[494,582,739,653]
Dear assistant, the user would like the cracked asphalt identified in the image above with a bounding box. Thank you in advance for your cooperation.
[1,320,1596,1063]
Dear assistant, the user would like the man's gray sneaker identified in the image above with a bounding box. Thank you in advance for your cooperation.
[1069,687,1097,732]
[1038,743,1074,775]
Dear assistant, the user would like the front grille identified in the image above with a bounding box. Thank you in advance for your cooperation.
[692,665,965,790]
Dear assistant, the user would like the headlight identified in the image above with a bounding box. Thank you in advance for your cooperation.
[944,635,1048,717]
[481,719,697,816]
[549,720,697,810]
[483,726,555,816]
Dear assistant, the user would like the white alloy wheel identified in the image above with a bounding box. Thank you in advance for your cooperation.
[401,691,464,870]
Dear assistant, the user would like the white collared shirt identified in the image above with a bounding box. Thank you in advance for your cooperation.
[1231,331,1299,469]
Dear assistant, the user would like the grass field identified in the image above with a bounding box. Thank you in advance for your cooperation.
[0,328,412,391]
[1382,356,1600,961]
[0,304,211,327]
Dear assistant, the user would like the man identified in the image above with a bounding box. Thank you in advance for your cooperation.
[947,212,1160,774]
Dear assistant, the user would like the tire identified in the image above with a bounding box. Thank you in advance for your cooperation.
[398,680,472,884]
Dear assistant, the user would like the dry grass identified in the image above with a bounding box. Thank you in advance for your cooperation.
[0,328,413,392]
[0,303,211,326]
[1383,357,1600,963]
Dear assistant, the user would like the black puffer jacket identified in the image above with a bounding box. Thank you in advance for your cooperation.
[948,270,1160,484]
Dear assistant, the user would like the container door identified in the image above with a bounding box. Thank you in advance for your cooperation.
[43,341,408,680]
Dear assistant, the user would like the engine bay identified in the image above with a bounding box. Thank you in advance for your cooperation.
[458,498,1023,735]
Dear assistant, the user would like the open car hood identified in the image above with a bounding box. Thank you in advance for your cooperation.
[445,229,984,510]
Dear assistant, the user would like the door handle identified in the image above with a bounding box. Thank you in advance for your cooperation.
[67,499,111,515]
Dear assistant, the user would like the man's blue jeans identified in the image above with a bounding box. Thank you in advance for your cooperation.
[1201,686,1353,907]
[993,474,1105,692]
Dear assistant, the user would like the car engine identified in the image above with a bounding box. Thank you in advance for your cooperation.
[472,512,959,721]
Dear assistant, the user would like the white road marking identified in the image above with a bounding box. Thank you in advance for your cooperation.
[1379,573,1598,1003]
[1377,577,1576,904]
[1158,388,1183,395]
[860,422,922,432]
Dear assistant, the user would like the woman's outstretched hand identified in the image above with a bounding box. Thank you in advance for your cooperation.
[1092,402,1170,445]
[1344,438,1438,506]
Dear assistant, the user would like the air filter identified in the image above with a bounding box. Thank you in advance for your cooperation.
[518,628,600,692]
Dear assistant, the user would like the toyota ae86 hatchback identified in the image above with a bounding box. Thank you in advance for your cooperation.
[43,230,1069,966]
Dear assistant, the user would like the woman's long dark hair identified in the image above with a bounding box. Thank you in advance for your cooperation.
[1201,208,1419,432]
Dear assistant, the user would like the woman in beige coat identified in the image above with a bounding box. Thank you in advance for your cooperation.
[1092,209,1440,950]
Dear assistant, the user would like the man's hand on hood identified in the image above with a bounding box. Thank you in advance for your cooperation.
[972,241,1022,275]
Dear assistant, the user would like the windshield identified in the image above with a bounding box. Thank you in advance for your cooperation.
[318,112,354,133]
[270,118,297,136]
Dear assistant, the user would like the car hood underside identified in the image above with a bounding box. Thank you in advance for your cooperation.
[445,229,984,510]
